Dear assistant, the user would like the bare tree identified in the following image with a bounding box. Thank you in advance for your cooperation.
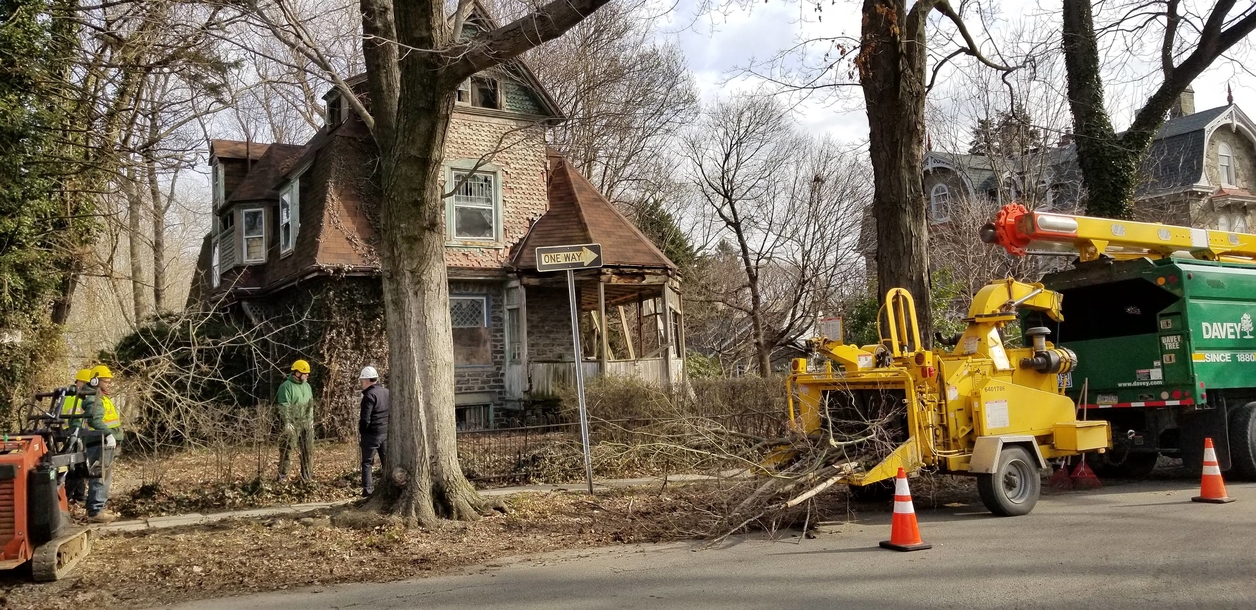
[1062,0,1256,218]
[684,95,869,374]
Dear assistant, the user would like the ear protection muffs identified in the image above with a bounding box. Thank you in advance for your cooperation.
[89,375,99,388]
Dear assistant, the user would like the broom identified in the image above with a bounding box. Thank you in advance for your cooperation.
[1070,377,1102,489]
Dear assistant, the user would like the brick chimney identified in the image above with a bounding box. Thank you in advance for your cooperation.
[1170,85,1195,119]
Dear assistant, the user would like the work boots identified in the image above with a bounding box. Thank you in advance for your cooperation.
[88,511,118,524]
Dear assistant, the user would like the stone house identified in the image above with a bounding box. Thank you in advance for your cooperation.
[189,9,684,430]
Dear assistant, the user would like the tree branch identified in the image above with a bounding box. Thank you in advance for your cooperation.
[444,0,615,84]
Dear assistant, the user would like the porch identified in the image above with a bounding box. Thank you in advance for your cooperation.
[503,268,685,401]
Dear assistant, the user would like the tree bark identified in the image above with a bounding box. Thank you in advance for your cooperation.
[146,103,166,313]
[858,0,934,345]
[730,218,771,377]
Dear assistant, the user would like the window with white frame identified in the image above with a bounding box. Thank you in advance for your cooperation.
[1219,143,1236,186]
[451,296,488,327]
[211,242,221,288]
[242,208,266,263]
[280,180,299,255]
[505,286,522,363]
[213,162,225,208]
[930,183,950,222]
[449,170,498,241]
[325,94,342,127]
[1234,213,1249,233]
[455,77,500,109]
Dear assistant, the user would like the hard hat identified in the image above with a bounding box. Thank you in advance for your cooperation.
[291,359,311,374]
[360,366,379,380]
[92,365,113,379]
[74,368,94,383]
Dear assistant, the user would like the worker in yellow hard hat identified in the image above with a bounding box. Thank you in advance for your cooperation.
[276,359,315,483]
[62,368,97,506]
[79,364,122,524]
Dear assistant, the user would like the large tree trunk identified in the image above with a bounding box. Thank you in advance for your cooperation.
[361,0,485,525]
[146,108,166,312]
[858,0,933,346]
[1061,0,1136,220]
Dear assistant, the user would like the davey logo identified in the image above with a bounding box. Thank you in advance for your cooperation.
[1202,313,1255,340]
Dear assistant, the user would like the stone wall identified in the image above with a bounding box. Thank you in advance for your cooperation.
[525,286,575,361]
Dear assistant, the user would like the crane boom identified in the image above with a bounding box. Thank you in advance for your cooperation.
[979,203,1256,264]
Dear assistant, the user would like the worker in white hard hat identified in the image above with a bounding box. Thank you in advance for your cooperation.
[357,366,389,496]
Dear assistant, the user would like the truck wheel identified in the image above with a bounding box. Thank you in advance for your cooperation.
[977,445,1040,517]
[1229,403,1256,481]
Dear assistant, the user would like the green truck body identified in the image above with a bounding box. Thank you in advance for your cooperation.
[1029,257,1256,477]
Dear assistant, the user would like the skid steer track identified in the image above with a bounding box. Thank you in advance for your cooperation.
[32,526,91,582]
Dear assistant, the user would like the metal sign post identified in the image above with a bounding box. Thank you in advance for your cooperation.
[536,243,603,494]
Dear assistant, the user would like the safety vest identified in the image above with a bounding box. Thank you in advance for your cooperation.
[60,396,83,417]
[100,396,121,429]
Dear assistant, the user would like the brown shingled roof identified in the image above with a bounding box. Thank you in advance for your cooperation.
[210,140,271,161]
[226,143,307,203]
[513,154,676,271]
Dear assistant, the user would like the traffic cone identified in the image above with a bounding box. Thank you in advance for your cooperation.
[1047,461,1074,490]
[1193,438,1235,504]
[1070,458,1101,490]
[879,468,932,552]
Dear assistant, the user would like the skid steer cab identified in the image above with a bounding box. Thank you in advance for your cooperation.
[772,279,1111,516]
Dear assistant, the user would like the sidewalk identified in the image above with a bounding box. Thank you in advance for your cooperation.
[96,471,746,534]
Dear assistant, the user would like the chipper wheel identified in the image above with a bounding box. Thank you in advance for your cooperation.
[976,445,1041,517]
[32,526,92,582]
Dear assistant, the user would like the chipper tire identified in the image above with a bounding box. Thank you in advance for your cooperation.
[977,445,1040,517]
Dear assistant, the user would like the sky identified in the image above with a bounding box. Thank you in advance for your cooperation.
[660,0,1256,144]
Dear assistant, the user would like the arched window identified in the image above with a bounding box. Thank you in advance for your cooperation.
[1219,142,1235,186]
[1234,213,1248,234]
[930,183,950,222]
[1218,213,1231,232]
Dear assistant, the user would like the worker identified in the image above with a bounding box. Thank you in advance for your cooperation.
[276,359,315,483]
[357,366,389,496]
[83,364,121,524]
[62,368,95,505]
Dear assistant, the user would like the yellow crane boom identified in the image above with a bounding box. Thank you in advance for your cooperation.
[980,203,1256,264]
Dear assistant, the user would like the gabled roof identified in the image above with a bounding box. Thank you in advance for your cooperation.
[512,152,676,271]
[223,143,307,203]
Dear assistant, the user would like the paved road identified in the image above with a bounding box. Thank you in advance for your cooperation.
[171,479,1256,609]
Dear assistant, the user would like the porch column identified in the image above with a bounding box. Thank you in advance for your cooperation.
[660,284,673,387]
[598,280,609,375]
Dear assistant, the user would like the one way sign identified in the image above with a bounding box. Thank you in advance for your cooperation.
[536,244,603,272]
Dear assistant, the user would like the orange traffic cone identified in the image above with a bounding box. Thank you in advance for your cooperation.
[1070,459,1102,490]
[1193,437,1235,504]
[879,468,932,552]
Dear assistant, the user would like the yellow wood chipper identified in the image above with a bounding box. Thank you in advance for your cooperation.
[772,279,1112,516]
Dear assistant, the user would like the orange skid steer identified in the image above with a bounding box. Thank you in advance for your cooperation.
[0,387,113,581]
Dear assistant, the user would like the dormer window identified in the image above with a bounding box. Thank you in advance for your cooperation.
[1219,142,1235,186]
[325,94,343,128]
[456,77,501,109]
[280,179,299,255]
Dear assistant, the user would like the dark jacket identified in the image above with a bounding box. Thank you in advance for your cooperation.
[359,383,390,437]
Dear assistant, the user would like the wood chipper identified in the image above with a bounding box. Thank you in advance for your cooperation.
[772,279,1111,516]
[0,386,111,581]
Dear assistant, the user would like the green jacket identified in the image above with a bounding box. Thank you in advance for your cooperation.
[276,375,314,424]
[73,388,123,443]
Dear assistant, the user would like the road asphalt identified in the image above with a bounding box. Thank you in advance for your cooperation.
[169,478,1256,609]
